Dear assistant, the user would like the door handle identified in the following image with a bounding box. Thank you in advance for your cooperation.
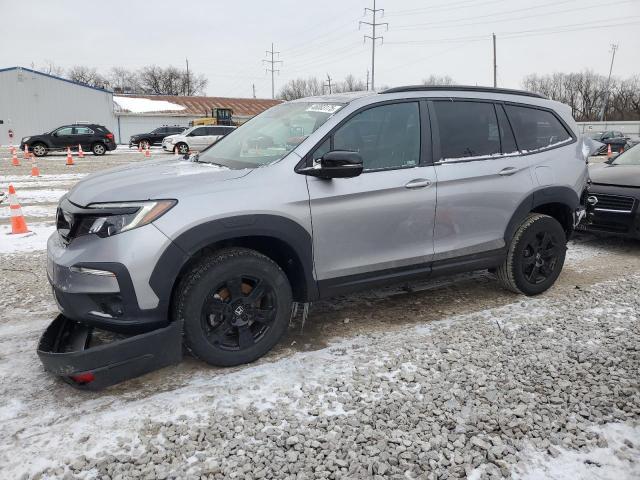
[405,178,432,189]
[498,167,518,176]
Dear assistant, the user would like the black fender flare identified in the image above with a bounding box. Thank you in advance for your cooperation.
[504,186,580,243]
[149,214,318,311]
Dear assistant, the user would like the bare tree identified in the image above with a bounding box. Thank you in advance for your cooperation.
[336,74,366,93]
[108,67,141,94]
[523,70,639,121]
[67,65,107,88]
[138,65,207,96]
[278,77,324,100]
[31,60,65,76]
[422,75,456,86]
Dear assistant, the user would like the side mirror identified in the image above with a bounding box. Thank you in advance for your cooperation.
[297,150,364,179]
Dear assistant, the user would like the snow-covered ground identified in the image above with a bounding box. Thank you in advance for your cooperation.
[0,223,55,253]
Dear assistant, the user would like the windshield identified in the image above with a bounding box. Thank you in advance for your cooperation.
[613,145,640,165]
[197,102,344,168]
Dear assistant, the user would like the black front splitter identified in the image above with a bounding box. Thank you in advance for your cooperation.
[37,315,182,390]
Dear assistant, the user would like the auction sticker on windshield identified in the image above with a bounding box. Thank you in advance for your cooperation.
[306,104,343,114]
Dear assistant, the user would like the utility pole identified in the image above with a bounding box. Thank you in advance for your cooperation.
[263,43,282,99]
[366,70,370,91]
[600,43,619,122]
[492,33,497,88]
[360,0,388,91]
[324,74,333,94]
[252,83,256,99]
[185,58,190,96]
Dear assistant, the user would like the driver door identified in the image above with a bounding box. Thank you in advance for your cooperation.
[51,126,74,151]
[305,101,437,295]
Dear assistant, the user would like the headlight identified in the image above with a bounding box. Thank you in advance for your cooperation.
[23,137,30,142]
[78,200,177,238]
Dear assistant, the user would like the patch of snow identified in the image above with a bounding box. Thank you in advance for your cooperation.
[0,205,56,219]
[0,223,54,253]
[0,173,86,184]
[514,422,640,480]
[7,189,66,204]
[113,96,185,114]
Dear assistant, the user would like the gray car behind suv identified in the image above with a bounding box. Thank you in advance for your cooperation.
[40,86,590,388]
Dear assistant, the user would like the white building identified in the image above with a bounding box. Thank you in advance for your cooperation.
[0,66,281,146]
[0,66,115,145]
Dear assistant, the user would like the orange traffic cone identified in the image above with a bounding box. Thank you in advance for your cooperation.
[78,144,85,158]
[144,145,151,158]
[66,147,75,166]
[23,144,30,159]
[619,147,625,154]
[138,143,143,153]
[30,159,40,177]
[11,150,20,166]
[7,184,30,234]
[9,145,16,156]
[607,144,612,159]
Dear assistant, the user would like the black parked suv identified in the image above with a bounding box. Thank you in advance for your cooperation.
[20,124,117,157]
[129,126,186,149]
[588,130,630,154]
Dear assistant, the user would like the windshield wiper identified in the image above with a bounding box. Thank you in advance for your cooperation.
[190,153,228,168]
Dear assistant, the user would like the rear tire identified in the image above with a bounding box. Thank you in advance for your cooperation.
[174,248,292,367]
[31,143,48,157]
[92,143,106,156]
[496,213,566,295]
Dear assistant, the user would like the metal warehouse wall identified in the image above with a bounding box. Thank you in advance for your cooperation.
[0,68,116,145]
[116,115,198,144]
[577,121,640,136]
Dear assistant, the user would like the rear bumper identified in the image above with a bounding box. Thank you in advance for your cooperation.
[37,315,182,390]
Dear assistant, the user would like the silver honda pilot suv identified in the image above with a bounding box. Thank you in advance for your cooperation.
[47,86,589,370]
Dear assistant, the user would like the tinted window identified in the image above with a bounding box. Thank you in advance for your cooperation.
[434,101,500,160]
[73,127,94,135]
[190,127,206,136]
[505,105,571,152]
[333,102,420,170]
[55,127,73,136]
[495,105,518,154]
[169,127,184,133]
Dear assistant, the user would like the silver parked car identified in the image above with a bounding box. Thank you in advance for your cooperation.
[41,86,590,388]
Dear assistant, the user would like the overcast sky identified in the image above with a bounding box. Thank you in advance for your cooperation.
[2,0,639,98]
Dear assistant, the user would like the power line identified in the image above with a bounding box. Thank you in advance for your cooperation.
[359,0,388,91]
[262,43,282,99]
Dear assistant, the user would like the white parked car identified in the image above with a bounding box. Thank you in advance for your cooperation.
[162,125,235,154]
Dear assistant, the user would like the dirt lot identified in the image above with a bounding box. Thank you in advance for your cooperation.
[0,147,638,479]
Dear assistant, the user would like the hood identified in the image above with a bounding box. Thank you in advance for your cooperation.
[67,158,252,206]
[163,134,180,141]
[589,164,640,188]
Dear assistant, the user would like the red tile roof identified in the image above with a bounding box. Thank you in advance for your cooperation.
[116,95,282,117]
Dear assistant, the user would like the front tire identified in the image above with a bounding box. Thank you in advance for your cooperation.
[92,143,106,156]
[175,142,189,155]
[174,248,293,367]
[496,213,566,295]
[31,143,48,157]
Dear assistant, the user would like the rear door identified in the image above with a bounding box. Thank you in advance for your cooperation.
[72,126,94,150]
[430,99,533,261]
[306,100,438,290]
[186,127,208,150]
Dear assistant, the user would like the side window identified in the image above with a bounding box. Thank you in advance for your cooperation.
[73,127,94,135]
[333,102,420,171]
[312,137,331,162]
[495,105,518,154]
[434,101,500,160]
[190,127,205,137]
[55,127,73,136]
[504,105,572,152]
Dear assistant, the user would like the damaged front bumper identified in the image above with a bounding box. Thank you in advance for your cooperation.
[37,315,182,390]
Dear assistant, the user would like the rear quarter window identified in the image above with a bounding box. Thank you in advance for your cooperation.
[504,105,572,152]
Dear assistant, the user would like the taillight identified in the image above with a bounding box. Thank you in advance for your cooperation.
[105,133,114,140]
[70,372,95,384]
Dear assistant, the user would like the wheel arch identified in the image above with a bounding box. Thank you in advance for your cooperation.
[149,215,318,317]
[505,186,580,242]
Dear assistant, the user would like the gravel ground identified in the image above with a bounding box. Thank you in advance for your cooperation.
[0,147,638,479]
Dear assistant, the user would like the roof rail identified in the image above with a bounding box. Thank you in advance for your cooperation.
[380,85,546,99]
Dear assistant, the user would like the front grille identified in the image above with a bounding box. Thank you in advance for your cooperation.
[591,193,636,213]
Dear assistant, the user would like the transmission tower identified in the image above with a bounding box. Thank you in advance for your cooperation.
[359,0,388,91]
[263,43,282,99]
